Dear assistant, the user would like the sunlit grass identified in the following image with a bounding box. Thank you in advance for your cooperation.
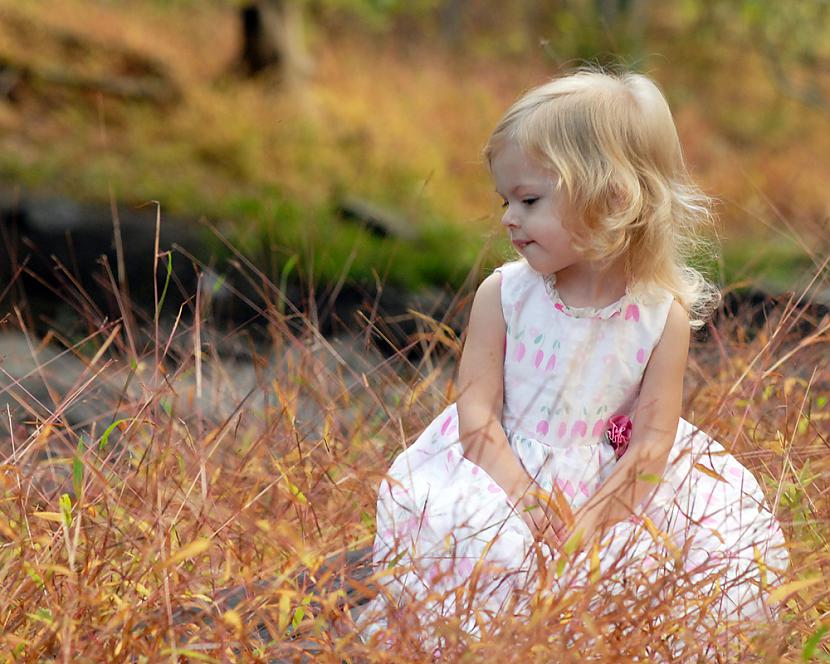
[0,214,827,661]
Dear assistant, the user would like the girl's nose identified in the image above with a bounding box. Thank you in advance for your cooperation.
[500,208,518,228]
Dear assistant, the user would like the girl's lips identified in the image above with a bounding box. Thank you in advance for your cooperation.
[512,239,532,249]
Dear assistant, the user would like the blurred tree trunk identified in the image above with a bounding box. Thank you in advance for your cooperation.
[439,0,468,50]
[595,0,631,25]
[594,0,647,37]
[239,0,312,85]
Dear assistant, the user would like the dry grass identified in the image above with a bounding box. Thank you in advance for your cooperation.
[0,213,826,662]
[0,3,829,660]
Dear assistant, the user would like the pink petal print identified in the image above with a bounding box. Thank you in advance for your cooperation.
[557,422,568,438]
[625,304,640,321]
[571,420,587,438]
[514,342,526,362]
[545,354,557,371]
[578,481,590,496]
[440,415,453,435]
[592,418,606,437]
[729,466,742,479]
[401,516,419,536]
[534,349,544,368]
[471,465,479,476]
[636,347,646,363]
[554,302,565,312]
[456,558,473,576]
[562,480,576,498]
[487,483,501,493]
[536,420,550,435]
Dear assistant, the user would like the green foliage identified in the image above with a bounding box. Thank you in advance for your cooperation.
[719,234,816,293]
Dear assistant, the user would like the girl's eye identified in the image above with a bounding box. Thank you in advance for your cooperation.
[522,197,539,206]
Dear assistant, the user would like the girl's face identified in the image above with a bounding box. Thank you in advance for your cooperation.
[491,139,582,277]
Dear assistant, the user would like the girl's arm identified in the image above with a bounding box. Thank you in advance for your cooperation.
[455,272,533,501]
[455,273,565,545]
[568,300,691,548]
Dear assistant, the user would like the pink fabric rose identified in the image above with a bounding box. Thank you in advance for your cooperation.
[606,414,632,459]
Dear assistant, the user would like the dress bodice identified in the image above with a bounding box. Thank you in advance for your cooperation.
[494,259,675,448]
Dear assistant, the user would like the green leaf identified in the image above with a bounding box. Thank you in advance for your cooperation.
[817,396,828,409]
[386,549,406,569]
[59,493,72,528]
[286,480,307,504]
[291,606,305,630]
[99,418,130,450]
[803,624,828,661]
[555,555,567,577]
[562,530,583,556]
[23,562,44,589]
[160,398,172,417]
[637,473,662,484]
[156,251,173,317]
[72,437,85,499]
[211,273,226,294]
[278,255,298,315]
[27,607,53,625]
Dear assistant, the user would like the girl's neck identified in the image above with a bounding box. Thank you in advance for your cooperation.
[551,258,628,310]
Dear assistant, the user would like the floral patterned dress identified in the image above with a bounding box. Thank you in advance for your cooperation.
[358,258,789,645]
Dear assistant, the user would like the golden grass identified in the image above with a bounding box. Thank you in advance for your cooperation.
[0,215,826,662]
[0,3,829,659]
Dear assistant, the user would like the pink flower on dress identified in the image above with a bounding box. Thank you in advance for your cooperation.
[606,414,633,459]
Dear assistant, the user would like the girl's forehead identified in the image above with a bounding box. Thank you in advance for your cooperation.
[491,145,556,193]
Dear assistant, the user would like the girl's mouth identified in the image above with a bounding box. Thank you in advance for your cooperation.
[512,239,532,249]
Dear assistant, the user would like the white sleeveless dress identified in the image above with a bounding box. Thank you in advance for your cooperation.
[357,259,789,648]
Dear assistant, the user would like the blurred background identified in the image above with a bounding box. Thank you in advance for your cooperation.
[1,5,828,657]
[0,0,828,335]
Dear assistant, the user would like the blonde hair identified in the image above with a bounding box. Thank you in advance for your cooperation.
[483,66,720,329]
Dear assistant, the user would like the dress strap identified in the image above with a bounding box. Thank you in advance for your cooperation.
[493,259,532,325]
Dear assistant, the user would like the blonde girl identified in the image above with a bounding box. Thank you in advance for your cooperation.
[358,67,788,654]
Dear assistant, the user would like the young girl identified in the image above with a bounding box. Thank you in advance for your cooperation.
[357,68,789,650]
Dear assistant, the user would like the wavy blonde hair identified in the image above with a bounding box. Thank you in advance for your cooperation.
[483,66,720,329]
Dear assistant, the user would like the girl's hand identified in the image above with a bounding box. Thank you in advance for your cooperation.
[515,491,567,554]
[560,509,603,556]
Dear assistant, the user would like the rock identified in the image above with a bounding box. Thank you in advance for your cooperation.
[336,195,419,241]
